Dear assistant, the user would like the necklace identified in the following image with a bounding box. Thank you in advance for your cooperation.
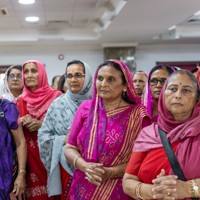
[104,98,122,112]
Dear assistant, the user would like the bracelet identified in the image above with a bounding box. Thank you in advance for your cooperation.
[188,179,199,198]
[18,169,26,174]
[73,156,81,169]
[135,182,144,200]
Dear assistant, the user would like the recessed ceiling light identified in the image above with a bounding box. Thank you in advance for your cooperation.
[18,0,35,5]
[25,16,39,22]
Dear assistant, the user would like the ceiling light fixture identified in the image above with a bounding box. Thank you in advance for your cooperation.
[25,16,39,22]
[18,0,35,4]
[194,10,200,16]
[168,25,176,31]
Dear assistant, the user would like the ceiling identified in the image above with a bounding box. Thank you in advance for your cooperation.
[1,0,200,52]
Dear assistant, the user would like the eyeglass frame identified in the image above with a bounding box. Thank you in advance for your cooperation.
[65,72,85,80]
[8,74,22,80]
[149,78,167,86]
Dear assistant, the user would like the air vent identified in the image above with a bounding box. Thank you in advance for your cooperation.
[47,20,69,28]
[0,7,9,16]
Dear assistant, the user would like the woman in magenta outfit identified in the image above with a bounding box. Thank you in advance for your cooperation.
[65,59,151,200]
[143,64,175,122]
[123,70,200,200]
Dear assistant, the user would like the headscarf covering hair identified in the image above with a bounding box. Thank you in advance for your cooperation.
[22,60,62,120]
[66,60,92,97]
[86,59,140,160]
[2,65,23,102]
[158,70,200,132]
[0,79,5,96]
[134,70,200,179]
[143,64,176,117]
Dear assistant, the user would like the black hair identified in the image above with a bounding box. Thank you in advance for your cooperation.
[148,64,175,82]
[97,60,134,104]
[7,65,22,81]
[51,75,60,86]
[57,74,66,93]
[66,60,85,73]
[166,70,200,102]
[191,67,198,74]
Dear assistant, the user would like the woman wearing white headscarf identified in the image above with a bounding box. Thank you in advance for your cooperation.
[2,65,23,102]
[38,60,92,199]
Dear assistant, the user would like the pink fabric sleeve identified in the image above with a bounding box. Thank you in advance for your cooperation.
[67,101,89,146]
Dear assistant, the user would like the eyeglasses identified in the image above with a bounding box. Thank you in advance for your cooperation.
[8,74,22,80]
[65,73,85,80]
[150,78,167,86]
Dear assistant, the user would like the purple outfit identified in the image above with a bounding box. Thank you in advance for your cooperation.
[0,99,19,200]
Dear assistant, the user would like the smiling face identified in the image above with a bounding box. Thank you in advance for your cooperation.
[150,68,169,99]
[23,62,39,91]
[96,65,126,103]
[66,63,85,93]
[164,73,197,120]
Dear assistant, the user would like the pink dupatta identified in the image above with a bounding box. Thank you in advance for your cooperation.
[22,60,62,120]
[134,79,200,180]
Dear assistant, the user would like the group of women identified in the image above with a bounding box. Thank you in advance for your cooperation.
[0,58,200,200]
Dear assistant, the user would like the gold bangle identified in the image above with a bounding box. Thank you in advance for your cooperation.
[135,182,144,200]
[73,156,81,169]
[18,169,26,174]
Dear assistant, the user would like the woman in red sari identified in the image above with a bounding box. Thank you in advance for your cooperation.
[17,60,62,200]
[65,59,151,200]
[123,70,200,199]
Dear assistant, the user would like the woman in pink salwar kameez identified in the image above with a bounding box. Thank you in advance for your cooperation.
[65,59,151,200]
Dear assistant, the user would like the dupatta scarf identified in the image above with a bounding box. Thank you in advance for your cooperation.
[134,80,200,180]
[67,59,149,199]
[22,60,62,120]
[86,59,141,161]
[2,65,23,103]
[38,62,92,196]
[143,65,176,122]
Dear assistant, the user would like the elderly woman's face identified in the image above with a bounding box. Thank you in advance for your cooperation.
[23,63,38,91]
[96,65,126,102]
[7,68,23,91]
[150,69,169,99]
[66,63,85,93]
[164,74,197,121]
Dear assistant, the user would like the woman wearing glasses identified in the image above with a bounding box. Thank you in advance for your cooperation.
[38,60,92,199]
[2,65,23,103]
[17,60,62,200]
[143,65,176,122]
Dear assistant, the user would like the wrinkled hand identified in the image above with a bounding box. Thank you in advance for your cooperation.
[84,162,111,186]
[21,115,42,132]
[12,174,26,196]
[152,169,178,200]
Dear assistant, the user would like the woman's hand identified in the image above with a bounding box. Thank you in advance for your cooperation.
[21,114,42,132]
[152,169,179,200]
[84,163,113,186]
[12,173,26,196]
